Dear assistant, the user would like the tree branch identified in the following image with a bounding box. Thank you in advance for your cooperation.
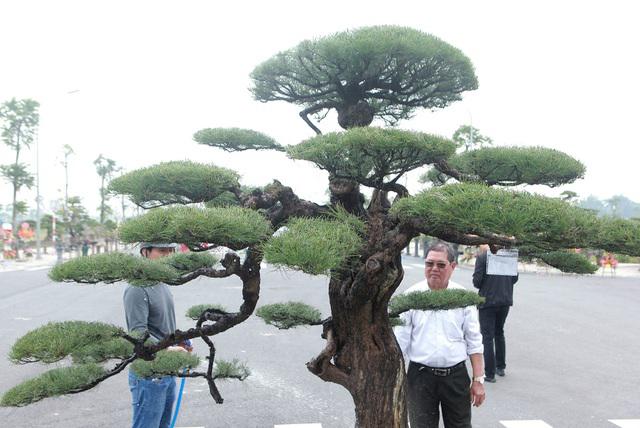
[69,354,137,394]
[434,159,480,183]
[306,324,351,389]
[242,180,329,227]
[166,253,241,285]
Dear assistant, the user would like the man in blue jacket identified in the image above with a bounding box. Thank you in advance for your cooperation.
[472,245,518,383]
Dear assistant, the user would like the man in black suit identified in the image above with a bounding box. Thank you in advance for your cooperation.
[472,245,518,382]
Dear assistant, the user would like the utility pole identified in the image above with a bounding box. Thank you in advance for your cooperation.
[62,144,74,214]
[35,132,42,259]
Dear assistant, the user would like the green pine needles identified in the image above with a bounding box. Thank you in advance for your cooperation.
[214,359,251,380]
[448,146,585,187]
[1,364,106,407]
[393,183,640,257]
[288,127,455,186]
[193,128,284,152]
[109,161,240,208]
[389,289,485,317]
[392,183,600,250]
[118,206,272,250]
[256,302,322,329]
[130,350,200,378]
[9,321,126,364]
[251,26,478,126]
[186,304,228,320]
[263,217,364,275]
[49,252,217,285]
[534,251,598,274]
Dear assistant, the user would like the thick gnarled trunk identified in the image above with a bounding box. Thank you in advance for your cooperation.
[321,258,409,427]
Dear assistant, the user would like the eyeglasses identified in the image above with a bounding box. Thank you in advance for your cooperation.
[425,261,450,269]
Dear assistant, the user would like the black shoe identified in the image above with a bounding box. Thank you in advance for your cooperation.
[484,376,496,383]
[496,369,505,377]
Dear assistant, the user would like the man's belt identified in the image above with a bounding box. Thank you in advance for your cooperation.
[413,360,466,377]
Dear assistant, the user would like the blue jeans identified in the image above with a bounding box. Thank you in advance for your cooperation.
[128,370,176,428]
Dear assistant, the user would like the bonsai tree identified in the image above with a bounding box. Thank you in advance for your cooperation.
[3,26,640,428]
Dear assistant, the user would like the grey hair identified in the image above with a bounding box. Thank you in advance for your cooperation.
[425,242,456,263]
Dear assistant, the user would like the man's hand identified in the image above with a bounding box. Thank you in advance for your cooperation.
[167,345,188,353]
[168,339,193,353]
[470,381,485,407]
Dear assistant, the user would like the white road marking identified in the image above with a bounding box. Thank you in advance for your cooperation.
[610,420,640,428]
[274,424,322,428]
[500,421,553,428]
[26,266,51,271]
[14,317,32,321]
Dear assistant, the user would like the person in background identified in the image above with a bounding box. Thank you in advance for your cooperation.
[472,244,518,382]
[124,242,192,428]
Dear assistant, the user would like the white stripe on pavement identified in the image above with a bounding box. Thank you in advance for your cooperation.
[26,265,52,271]
[500,421,553,428]
[274,424,322,428]
[609,420,640,427]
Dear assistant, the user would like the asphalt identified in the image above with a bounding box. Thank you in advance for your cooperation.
[0,256,638,427]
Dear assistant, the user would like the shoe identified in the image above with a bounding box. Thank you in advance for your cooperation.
[496,369,505,377]
[484,376,496,383]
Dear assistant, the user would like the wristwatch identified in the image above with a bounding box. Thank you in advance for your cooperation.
[472,375,485,384]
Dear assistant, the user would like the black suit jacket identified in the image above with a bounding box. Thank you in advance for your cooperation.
[472,251,519,308]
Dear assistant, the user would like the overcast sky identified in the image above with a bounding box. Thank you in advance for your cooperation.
[1,0,638,221]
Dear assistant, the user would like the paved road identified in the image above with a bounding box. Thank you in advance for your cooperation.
[0,256,638,427]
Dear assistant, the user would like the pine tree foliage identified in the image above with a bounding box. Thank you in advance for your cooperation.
[251,26,477,131]
[109,161,240,208]
[194,128,284,152]
[118,206,272,250]
[596,217,640,256]
[526,250,598,274]
[213,359,251,380]
[288,127,455,187]
[263,217,364,275]
[256,302,323,329]
[389,289,485,317]
[186,304,228,320]
[446,146,585,187]
[130,350,200,378]
[1,364,106,407]
[49,252,217,285]
[9,321,126,364]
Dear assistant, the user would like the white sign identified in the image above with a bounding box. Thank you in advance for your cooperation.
[486,249,519,276]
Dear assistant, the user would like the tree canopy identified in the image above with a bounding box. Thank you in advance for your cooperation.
[251,26,478,133]
[109,161,240,208]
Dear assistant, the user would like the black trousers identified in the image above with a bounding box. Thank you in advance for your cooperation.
[479,305,510,378]
[407,361,471,428]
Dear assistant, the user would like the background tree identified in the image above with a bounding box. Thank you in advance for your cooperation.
[4,26,640,428]
[94,154,118,224]
[55,196,90,245]
[452,124,492,152]
[0,98,39,257]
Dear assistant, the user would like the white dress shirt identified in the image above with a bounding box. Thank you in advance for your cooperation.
[394,280,484,368]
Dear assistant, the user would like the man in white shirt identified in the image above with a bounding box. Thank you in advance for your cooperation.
[395,242,486,428]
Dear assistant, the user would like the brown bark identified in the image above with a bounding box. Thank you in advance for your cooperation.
[322,254,409,427]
